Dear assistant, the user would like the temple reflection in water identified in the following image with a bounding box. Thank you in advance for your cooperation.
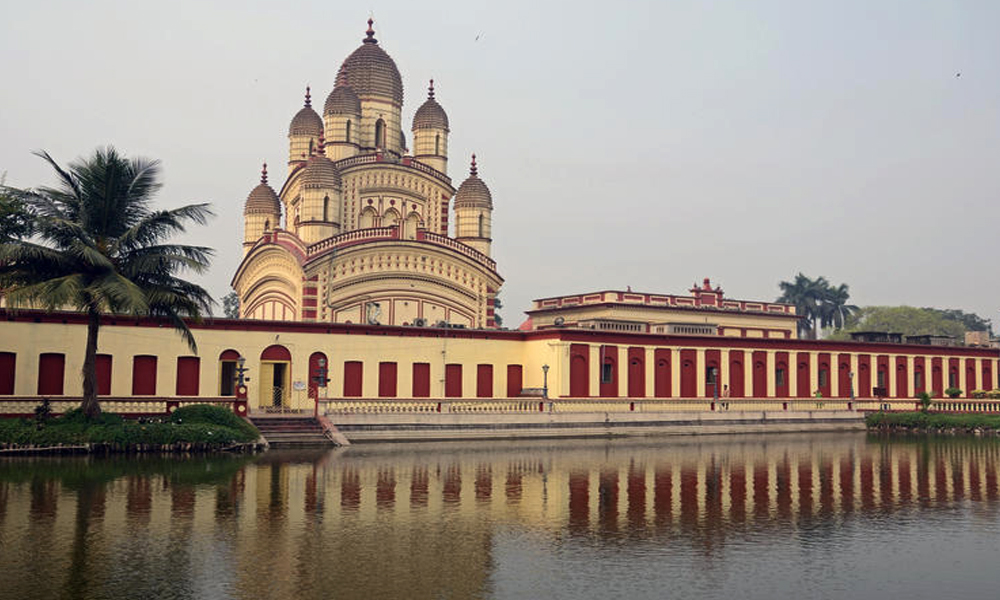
[2,434,1000,599]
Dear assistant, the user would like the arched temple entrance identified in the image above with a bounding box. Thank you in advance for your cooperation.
[260,345,291,409]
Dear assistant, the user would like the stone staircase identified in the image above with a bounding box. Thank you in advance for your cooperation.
[251,416,337,447]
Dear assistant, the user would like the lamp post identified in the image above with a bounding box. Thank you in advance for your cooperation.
[312,358,329,418]
[542,364,549,399]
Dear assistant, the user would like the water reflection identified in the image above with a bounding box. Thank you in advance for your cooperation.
[1,434,999,599]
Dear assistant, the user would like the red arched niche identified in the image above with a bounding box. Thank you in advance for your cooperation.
[261,345,291,361]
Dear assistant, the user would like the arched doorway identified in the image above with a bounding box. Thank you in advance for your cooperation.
[308,352,328,404]
[260,345,291,409]
[219,349,240,396]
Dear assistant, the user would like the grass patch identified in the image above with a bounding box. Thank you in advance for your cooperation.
[0,404,259,448]
[866,411,1000,431]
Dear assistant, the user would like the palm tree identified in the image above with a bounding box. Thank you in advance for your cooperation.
[0,147,214,418]
[819,283,859,331]
[777,273,829,339]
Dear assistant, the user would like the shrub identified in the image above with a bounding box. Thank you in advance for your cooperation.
[971,389,987,399]
[169,404,258,438]
[917,391,933,413]
[987,390,1000,400]
[945,387,962,399]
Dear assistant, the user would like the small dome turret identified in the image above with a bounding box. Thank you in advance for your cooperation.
[244,163,281,215]
[454,154,493,209]
[289,86,322,136]
[300,137,342,190]
[412,80,449,131]
[324,84,361,116]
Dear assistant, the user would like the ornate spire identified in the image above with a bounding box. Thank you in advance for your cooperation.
[364,18,377,44]
[316,133,326,155]
[304,85,312,108]
[428,79,435,100]
[260,162,268,185]
[470,154,478,176]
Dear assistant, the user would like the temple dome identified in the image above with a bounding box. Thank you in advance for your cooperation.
[335,19,403,105]
[412,80,449,131]
[454,155,492,208]
[324,84,361,116]
[300,145,342,189]
[289,87,322,136]
[244,164,281,215]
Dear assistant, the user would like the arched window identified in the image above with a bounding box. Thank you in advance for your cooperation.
[434,133,440,155]
[478,213,485,238]
[383,208,399,228]
[345,120,351,143]
[360,206,376,229]
[264,219,270,231]
[323,195,329,221]
[309,138,314,155]
[374,119,385,148]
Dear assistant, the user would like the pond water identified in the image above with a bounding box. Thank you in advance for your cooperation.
[1,433,999,600]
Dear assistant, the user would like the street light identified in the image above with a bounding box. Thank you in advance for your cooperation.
[542,364,549,399]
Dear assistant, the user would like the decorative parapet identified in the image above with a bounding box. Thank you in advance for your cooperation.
[305,226,497,271]
[532,289,796,316]
[334,152,452,186]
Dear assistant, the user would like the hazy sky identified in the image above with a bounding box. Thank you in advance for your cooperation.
[2,0,998,327]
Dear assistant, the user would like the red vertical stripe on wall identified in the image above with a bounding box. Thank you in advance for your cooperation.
[476,364,493,398]
[132,355,157,396]
[876,355,890,395]
[96,354,112,396]
[932,357,943,396]
[858,355,871,397]
[913,357,926,395]
[729,350,744,398]
[752,351,767,398]
[654,349,671,397]
[343,361,363,397]
[680,349,697,398]
[818,353,831,398]
[378,362,398,397]
[570,344,589,397]
[983,359,994,391]
[175,356,200,396]
[796,352,810,398]
[838,354,852,398]
[895,356,908,398]
[627,347,645,398]
[0,352,16,395]
[412,363,430,397]
[705,349,721,398]
[506,364,523,397]
[775,352,789,398]
[599,345,618,398]
[38,353,66,395]
[966,359,978,394]
[445,364,462,397]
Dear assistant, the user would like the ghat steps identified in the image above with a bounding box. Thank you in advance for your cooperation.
[251,416,337,447]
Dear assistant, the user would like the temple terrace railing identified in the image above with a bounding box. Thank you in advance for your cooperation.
[305,227,497,271]
[319,397,1000,415]
[0,396,249,418]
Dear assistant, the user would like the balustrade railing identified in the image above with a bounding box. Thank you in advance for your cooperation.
[304,226,497,271]
[0,396,248,417]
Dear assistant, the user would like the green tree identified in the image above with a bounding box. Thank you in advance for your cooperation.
[493,294,503,328]
[222,291,240,318]
[777,273,829,339]
[827,305,983,341]
[0,175,33,243]
[0,147,214,418]
[819,283,860,331]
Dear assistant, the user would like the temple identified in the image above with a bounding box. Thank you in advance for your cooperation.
[233,20,501,328]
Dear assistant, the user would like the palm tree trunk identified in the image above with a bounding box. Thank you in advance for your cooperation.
[80,306,102,418]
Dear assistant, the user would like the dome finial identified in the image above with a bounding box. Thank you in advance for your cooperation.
[261,162,268,185]
[364,18,377,44]
[428,79,435,100]
[470,153,478,176]
[304,85,311,108]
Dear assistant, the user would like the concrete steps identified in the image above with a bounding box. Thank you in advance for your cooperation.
[251,416,337,447]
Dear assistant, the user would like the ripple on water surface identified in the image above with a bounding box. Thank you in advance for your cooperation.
[1,434,999,600]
